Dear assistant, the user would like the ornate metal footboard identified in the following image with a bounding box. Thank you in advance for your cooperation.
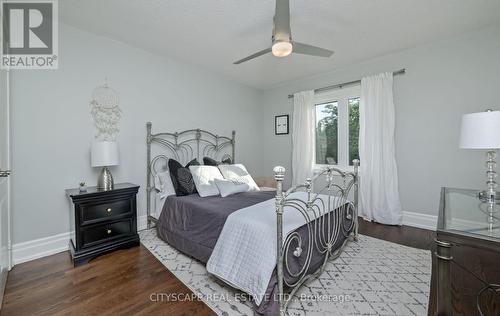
[273,160,359,315]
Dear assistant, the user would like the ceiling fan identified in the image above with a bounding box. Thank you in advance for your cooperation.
[233,0,334,64]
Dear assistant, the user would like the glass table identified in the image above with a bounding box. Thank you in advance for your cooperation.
[436,187,500,315]
[439,187,500,240]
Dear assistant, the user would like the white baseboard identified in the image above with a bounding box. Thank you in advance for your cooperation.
[12,215,150,266]
[402,211,437,231]
[12,231,70,265]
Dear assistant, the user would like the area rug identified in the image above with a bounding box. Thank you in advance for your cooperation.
[139,229,431,316]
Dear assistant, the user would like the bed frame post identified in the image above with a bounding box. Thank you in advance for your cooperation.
[273,166,286,315]
[352,159,360,240]
[231,130,236,162]
[146,122,152,229]
[195,129,201,162]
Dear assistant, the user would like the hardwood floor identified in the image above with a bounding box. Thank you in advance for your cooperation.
[1,221,436,316]
[358,220,436,251]
[1,245,214,316]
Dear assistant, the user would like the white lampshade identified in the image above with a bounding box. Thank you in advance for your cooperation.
[91,141,120,167]
[460,111,500,149]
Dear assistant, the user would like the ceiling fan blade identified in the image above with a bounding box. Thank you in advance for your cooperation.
[273,0,291,41]
[292,42,334,57]
[233,48,272,64]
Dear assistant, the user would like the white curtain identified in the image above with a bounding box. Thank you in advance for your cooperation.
[359,72,402,225]
[292,90,315,186]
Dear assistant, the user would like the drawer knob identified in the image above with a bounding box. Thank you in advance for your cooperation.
[107,229,112,234]
[106,208,112,213]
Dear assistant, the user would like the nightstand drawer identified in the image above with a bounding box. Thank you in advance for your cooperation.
[80,198,132,225]
[81,220,133,248]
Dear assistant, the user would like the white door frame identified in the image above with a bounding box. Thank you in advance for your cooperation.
[0,68,13,309]
[6,69,12,271]
[0,3,13,307]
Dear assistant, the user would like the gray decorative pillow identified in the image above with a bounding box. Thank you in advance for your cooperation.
[203,156,232,166]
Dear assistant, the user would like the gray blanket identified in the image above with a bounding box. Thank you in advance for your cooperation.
[156,191,353,315]
[157,190,276,263]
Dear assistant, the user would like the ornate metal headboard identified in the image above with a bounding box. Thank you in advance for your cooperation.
[146,122,235,227]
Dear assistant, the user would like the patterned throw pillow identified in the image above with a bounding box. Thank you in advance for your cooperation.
[218,164,260,191]
[214,179,250,197]
[168,158,200,196]
[189,165,225,197]
[203,156,233,166]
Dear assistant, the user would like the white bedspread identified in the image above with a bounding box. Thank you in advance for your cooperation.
[206,191,344,305]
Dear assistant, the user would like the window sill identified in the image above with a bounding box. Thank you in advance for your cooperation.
[313,164,357,174]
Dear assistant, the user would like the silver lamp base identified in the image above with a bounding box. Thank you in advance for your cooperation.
[97,166,114,191]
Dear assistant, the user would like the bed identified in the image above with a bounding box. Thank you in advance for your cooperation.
[145,122,359,315]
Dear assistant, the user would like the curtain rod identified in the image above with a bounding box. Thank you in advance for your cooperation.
[287,68,406,99]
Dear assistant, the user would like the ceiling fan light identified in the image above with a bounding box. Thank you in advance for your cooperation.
[272,41,293,57]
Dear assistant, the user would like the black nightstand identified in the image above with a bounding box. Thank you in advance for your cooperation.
[66,183,140,266]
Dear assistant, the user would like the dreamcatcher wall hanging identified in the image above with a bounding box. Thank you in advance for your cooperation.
[89,79,122,141]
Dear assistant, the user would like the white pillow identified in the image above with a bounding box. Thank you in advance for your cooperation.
[189,165,224,197]
[154,171,176,198]
[214,179,250,197]
[218,164,260,191]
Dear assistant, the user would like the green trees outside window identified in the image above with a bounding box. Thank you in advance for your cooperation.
[315,97,359,166]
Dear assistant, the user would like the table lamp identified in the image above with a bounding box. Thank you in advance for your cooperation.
[460,110,500,230]
[91,141,119,190]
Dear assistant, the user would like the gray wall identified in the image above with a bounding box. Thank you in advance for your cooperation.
[10,24,263,244]
[10,23,500,245]
[260,26,500,216]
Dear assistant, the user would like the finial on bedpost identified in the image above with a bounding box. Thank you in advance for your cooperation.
[353,159,359,176]
[352,159,360,241]
[273,166,285,314]
[274,166,285,182]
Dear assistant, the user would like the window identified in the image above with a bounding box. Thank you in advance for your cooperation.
[314,86,360,169]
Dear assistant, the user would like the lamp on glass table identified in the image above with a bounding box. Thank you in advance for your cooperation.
[460,109,500,230]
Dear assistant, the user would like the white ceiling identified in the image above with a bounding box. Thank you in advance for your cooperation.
[60,0,500,89]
